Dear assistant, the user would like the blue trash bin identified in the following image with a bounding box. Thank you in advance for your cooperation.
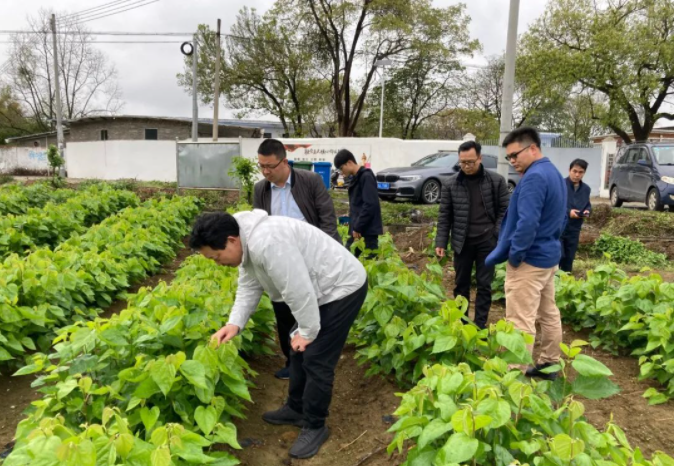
[313,161,332,189]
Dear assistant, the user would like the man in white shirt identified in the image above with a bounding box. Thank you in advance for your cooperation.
[190,210,367,459]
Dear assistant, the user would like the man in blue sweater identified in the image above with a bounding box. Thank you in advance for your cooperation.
[560,159,592,273]
[485,127,567,379]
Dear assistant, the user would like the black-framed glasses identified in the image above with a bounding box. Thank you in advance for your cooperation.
[257,159,285,171]
[458,160,479,166]
[505,144,532,162]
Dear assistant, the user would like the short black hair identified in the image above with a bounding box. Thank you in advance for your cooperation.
[502,127,541,149]
[189,212,240,250]
[569,158,588,171]
[334,149,357,169]
[258,138,286,160]
[458,140,481,155]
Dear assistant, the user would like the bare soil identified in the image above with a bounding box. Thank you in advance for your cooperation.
[227,348,403,466]
[0,241,194,454]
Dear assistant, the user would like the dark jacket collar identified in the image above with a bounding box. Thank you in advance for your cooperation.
[456,163,485,182]
[565,176,585,190]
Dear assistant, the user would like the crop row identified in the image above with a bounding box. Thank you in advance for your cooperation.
[0,196,201,365]
[0,185,139,259]
[0,183,75,216]
[348,235,673,465]
[4,255,276,466]
[557,262,674,404]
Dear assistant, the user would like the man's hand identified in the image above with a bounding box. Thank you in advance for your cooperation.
[291,333,313,352]
[570,209,581,219]
[435,247,446,258]
[211,324,240,346]
[352,231,362,239]
[583,210,590,217]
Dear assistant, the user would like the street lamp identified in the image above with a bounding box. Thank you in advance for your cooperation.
[375,58,392,138]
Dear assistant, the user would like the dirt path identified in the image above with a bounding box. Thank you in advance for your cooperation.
[0,241,194,454]
[229,347,403,466]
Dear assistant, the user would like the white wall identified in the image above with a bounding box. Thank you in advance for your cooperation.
[239,137,463,173]
[67,140,177,181]
[0,146,51,173]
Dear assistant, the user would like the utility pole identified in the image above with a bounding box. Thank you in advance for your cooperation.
[212,19,221,141]
[191,33,198,142]
[497,0,520,180]
[375,58,392,138]
[50,14,66,175]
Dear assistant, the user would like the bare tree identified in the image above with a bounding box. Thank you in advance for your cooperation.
[4,9,122,132]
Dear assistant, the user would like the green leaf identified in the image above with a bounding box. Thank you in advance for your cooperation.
[549,433,585,461]
[571,354,613,377]
[195,405,218,435]
[57,379,79,400]
[140,406,161,432]
[179,360,208,389]
[572,375,620,400]
[643,388,668,405]
[114,433,135,459]
[495,331,531,363]
[439,432,478,463]
[212,422,241,449]
[151,447,172,466]
[432,335,458,354]
[418,419,453,450]
[150,359,177,397]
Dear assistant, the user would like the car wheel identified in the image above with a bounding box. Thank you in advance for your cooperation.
[647,188,664,211]
[507,181,516,194]
[421,179,441,204]
[610,186,623,208]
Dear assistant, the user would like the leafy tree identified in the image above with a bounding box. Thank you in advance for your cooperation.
[227,156,256,204]
[178,7,327,137]
[520,0,674,143]
[5,9,122,132]
[0,86,40,144]
[417,108,499,141]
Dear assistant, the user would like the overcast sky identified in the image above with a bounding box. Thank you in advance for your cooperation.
[0,0,548,121]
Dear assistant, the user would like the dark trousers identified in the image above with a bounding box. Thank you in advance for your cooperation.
[345,235,378,258]
[288,280,368,428]
[272,301,296,367]
[453,237,496,329]
[560,229,581,273]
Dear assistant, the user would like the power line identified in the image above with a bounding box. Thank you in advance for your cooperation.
[74,0,161,24]
[60,0,140,20]
[0,30,192,36]
[0,40,183,44]
[60,0,161,24]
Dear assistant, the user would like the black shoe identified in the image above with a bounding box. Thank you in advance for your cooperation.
[275,366,290,380]
[289,426,330,459]
[526,362,559,381]
[262,405,306,427]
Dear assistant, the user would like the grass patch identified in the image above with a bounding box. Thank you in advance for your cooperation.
[0,174,14,186]
[588,204,674,237]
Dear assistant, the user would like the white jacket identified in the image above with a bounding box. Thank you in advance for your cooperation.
[228,210,367,340]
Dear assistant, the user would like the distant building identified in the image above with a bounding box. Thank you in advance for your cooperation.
[4,115,271,147]
[591,128,674,146]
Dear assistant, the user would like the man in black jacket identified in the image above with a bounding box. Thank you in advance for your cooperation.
[334,149,383,257]
[434,141,510,328]
[253,138,341,380]
[559,159,591,273]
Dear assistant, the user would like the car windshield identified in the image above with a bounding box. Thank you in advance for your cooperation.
[413,152,459,168]
[652,146,674,165]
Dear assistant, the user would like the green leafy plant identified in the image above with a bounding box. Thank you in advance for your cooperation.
[6,255,276,466]
[590,234,668,268]
[0,185,139,259]
[0,183,75,216]
[228,157,257,204]
[0,196,201,366]
[557,261,674,403]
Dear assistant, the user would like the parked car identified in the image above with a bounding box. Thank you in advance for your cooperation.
[608,143,674,211]
[376,152,521,204]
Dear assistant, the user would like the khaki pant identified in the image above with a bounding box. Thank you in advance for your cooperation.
[505,262,562,367]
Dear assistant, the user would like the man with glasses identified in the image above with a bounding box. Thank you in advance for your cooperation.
[434,140,510,328]
[485,127,567,380]
[253,138,341,380]
[333,149,383,258]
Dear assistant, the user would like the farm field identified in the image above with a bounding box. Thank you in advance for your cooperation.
[0,182,672,465]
